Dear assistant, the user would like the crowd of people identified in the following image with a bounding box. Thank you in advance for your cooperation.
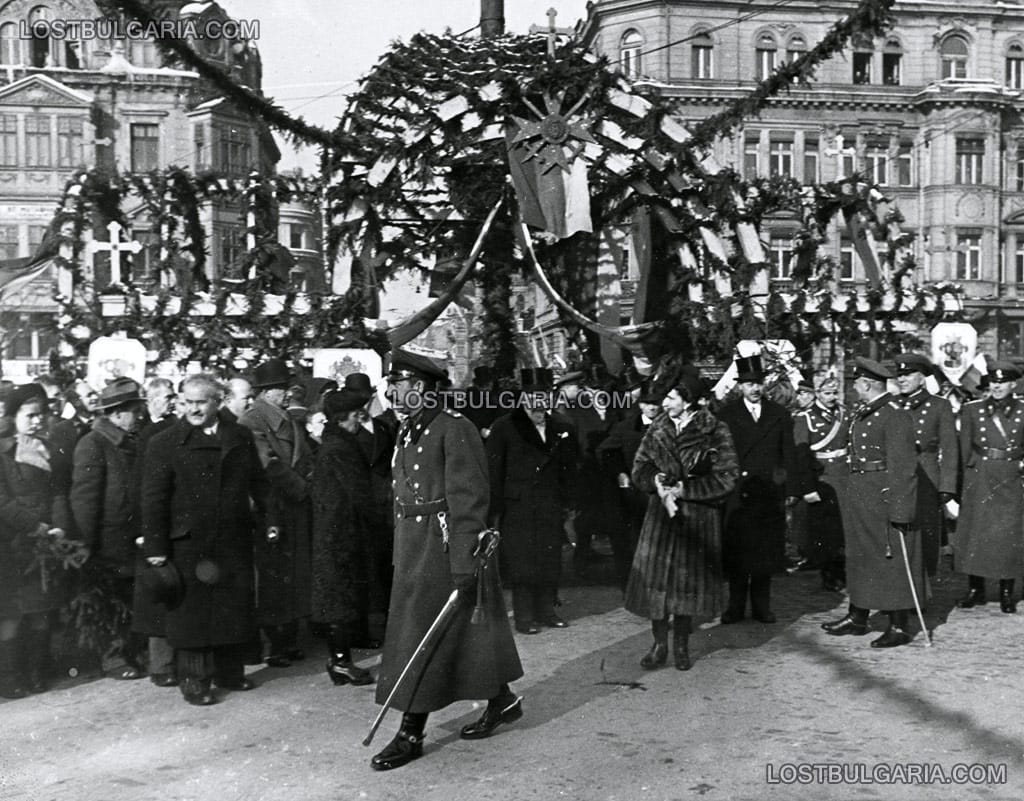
[0,344,1018,770]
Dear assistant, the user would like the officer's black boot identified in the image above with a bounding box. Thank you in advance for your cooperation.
[460,684,523,739]
[1000,579,1017,614]
[325,623,373,686]
[640,618,668,669]
[871,610,911,648]
[822,604,869,636]
[22,624,51,694]
[673,616,692,671]
[957,575,986,608]
[371,712,427,771]
[0,635,27,699]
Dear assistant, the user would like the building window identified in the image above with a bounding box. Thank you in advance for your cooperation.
[691,32,713,79]
[769,139,793,177]
[288,225,306,250]
[1017,148,1024,191]
[755,33,777,80]
[0,225,17,260]
[955,232,982,280]
[839,239,857,282]
[219,227,245,275]
[769,236,793,279]
[940,35,969,80]
[129,38,158,68]
[25,115,51,167]
[0,22,22,64]
[1015,240,1024,283]
[1007,43,1024,89]
[0,114,16,166]
[218,126,252,176]
[839,149,857,178]
[130,123,160,172]
[786,33,807,64]
[865,144,889,185]
[57,117,82,168]
[853,52,872,84]
[882,39,902,85]
[28,6,52,68]
[955,137,984,184]
[897,142,914,186]
[803,139,818,183]
[999,320,1024,358]
[620,30,642,79]
[193,122,211,171]
[744,134,759,178]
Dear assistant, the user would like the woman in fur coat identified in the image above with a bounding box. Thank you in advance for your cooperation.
[624,367,738,671]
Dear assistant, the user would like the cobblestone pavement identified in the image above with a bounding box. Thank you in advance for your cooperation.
[2,553,1023,801]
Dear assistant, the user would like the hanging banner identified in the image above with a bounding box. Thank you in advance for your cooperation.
[87,337,146,391]
[930,322,977,383]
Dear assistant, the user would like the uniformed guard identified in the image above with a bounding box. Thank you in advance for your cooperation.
[893,353,959,577]
[953,361,1024,613]
[821,358,919,647]
[370,348,523,771]
[792,372,848,591]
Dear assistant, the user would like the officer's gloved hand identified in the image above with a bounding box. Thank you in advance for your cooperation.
[452,573,477,593]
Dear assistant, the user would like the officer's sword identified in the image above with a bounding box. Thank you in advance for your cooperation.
[895,526,932,647]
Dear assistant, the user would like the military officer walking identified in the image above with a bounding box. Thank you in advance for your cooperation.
[893,353,958,578]
[954,361,1024,613]
[822,358,919,648]
[370,349,523,771]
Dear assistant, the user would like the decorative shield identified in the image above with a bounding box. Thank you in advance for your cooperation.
[930,322,977,382]
[87,336,146,391]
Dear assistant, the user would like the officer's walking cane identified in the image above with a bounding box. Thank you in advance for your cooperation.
[895,526,932,647]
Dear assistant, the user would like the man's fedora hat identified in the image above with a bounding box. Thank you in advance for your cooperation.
[252,358,293,389]
[95,377,143,411]
[343,372,375,401]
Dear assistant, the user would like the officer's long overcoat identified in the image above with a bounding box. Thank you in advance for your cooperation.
[375,407,522,714]
[842,394,920,610]
[954,397,1024,578]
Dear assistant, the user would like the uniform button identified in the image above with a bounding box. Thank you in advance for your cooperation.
[423,429,430,436]
[416,515,423,523]
[417,446,423,453]
[414,482,420,488]
[741,470,749,477]
[414,464,420,470]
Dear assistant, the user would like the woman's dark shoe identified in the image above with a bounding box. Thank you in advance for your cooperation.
[957,589,986,608]
[181,678,217,706]
[640,642,668,669]
[460,696,523,739]
[326,655,374,686]
[870,628,911,648]
[264,655,291,668]
[720,608,744,624]
[0,680,28,699]
[215,677,256,691]
[370,729,424,771]
[539,615,568,629]
[514,623,540,635]
[110,665,146,681]
[821,614,868,636]
[150,673,179,688]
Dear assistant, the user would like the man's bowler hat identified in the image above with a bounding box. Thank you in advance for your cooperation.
[252,359,293,389]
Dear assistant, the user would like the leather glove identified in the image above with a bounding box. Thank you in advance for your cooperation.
[452,573,477,593]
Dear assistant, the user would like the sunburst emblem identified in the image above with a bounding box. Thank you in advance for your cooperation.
[511,90,596,175]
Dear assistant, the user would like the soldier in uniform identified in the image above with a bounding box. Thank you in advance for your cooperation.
[893,353,958,578]
[821,358,919,647]
[792,373,848,591]
[953,361,1024,613]
[371,349,523,771]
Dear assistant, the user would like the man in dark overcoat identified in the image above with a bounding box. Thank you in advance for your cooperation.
[371,348,523,771]
[821,358,919,647]
[133,377,181,687]
[597,387,661,589]
[953,361,1024,613]
[792,373,849,591]
[142,374,272,704]
[348,372,397,647]
[718,354,803,623]
[893,353,958,577]
[70,378,147,680]
[239,358,314,667]
[486,368,578,634]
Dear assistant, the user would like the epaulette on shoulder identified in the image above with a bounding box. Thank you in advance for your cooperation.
[963,398,985,408]
[887,401,902,410]
[445,409,464,419]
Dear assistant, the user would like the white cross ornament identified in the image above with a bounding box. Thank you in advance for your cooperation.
[84,221,143,287]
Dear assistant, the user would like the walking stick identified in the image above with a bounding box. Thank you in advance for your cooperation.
[895,526,932,647]
[363,589,462,747]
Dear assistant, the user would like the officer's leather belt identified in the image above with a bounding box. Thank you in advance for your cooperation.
[397,499,449,518]
[849,458,886,473]
[816,448,847,460]
[973,446,1024,461]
